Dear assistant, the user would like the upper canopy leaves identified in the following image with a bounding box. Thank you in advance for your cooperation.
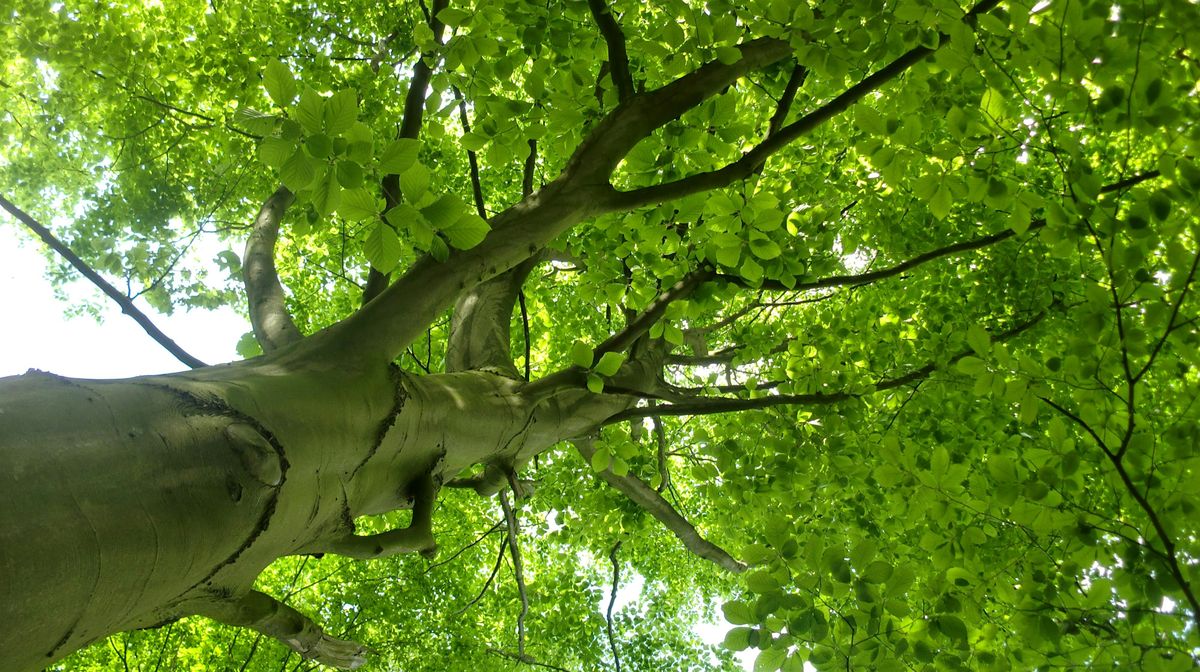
[3,0,1200,669]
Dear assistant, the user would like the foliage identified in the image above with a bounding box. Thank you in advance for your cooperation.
[3,0,1200,669]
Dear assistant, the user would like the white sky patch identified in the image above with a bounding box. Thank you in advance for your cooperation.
[0,225,245,378]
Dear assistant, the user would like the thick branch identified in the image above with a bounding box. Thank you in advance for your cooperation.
[446,259,538,375]
[361,0,450,305]
[574,441,746,573]
[563,37,792,184]
[244,186,303,352]
[0,194,207,369]
[304,32,806,364]
[197,591,367,669]
[603,0,1003,211]
[587,0,634,103]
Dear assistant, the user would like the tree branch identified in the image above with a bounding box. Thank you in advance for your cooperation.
[606,541,623,672]
[716,169,1162,294]
[602,0,1003,211]
[498,491,529,658]
[573,441,746,573]
[609,309,1047,421]
[768,64,807,136]
[361,0,450,305]
[587,0,634,103]
[0,194,207,369]
[563,37,792,185]
[309,30,818,364]
[595,268,714,359]
[446,259,538,375]
[727,223,1045,292]
[453,86,488,219]
[244,187,303,352]
[485,648,572,672]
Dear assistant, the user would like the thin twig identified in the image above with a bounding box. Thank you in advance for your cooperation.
[498,491,529,657]
[606,541,623,672]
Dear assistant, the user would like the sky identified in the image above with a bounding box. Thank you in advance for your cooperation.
[0,224,246,379]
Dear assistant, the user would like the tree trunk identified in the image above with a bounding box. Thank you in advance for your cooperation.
[0,357,620,671]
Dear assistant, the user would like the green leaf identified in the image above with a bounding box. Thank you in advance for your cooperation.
[590,446,611,472]
[399,163,430,202]
[235,107,278,136]
[746,570,780,593]
[956,356,987,375]
[257,136,295,169]
[263,60,297,107]
[421,193,468,230]
[966,324,991,356]
[569,341,593,368]
[437,7,470,26]
[305,133,333,159]
[236,331,263,358]
[442,213,490,249]
[863,560,894,583]
[722,626,753,650]
[294,88,324,134]
[935,614,969,643]
[754,647,787,672]
[280,148,319,191]
[311,169,341,217]
[364,221,401,273]
[714,243,741,268]
[749,236,782,260]
[740,256,763,283]
[593,351,626,377]
[928,184,953,220]
[379,138,420,174]
[460,132,489,151]
[428,234,450,262]
[609,455,627,475]
[715,46,742,65]
[336,160,364,189]
[722,601,755,625]
[337,187,378,221]
[323,89,358,135]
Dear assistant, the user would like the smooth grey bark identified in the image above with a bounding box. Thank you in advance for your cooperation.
[244,186,303,352]
[446,258,538,377]
[0,351,623,672]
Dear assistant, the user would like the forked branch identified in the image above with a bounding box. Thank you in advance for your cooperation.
[588,0,635,103]
[602,0,1004,211]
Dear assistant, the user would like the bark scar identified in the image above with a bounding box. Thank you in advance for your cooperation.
[148,383,291,596]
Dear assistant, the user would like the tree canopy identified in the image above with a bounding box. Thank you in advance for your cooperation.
[2,0,1200,669]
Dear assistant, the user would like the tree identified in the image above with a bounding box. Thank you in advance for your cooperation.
[2,0,1198,669]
